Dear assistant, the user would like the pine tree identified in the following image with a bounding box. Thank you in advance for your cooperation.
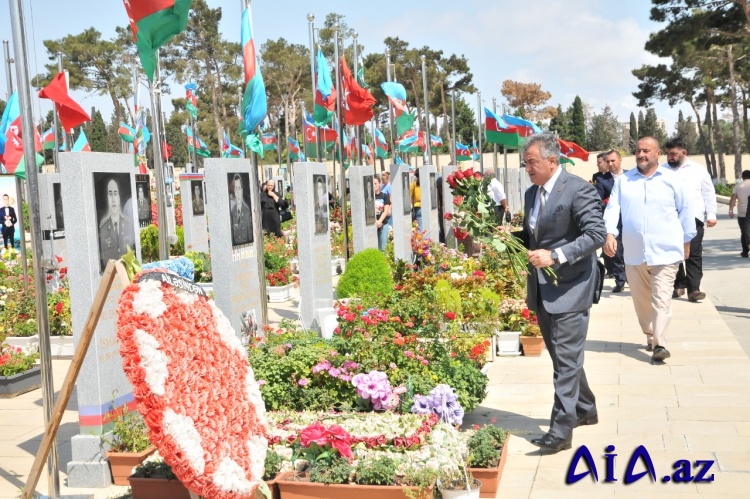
[569,96,586,146]
[88,108,108,152]
[675,110,700,153]
[629,112,638,153]
[105,109,123,153]
[642,108,667,146]
[548,104,569,138]
[637,111,645,139]
[587,105,621,151]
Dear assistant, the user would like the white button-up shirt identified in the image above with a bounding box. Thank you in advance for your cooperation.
[529,166,568,263]
[605,166,697,266]
[663,159,717,222]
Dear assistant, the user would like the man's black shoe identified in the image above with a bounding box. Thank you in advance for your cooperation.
[688,291,706,302]
[575,413,599,428]
[530,433,572,453]
[672,288,685,299]
[652,346,671,361]
[741,253,749,258]
[612,285,624,293]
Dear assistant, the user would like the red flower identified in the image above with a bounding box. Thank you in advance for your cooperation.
[521,308,530,319]
[464,168,474,177]
[446,175,457,188]
[443,212,453,221]
[473,172,482,180]
[325,425,354,461]
[453,228,468,240]
[55,302,63,315]
[300,422,328,447]
[445,311,456,320]
[453,195,464,206]
[473,270,486,278]
[454,170,465,180]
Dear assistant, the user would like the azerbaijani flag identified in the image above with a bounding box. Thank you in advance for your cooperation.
[395,110,416,137]
[72,129,92,152]
[119,122,136,143]
[375,128,388,158]
[0,91,20,161]
[398,131,422,153]
[185,82,198,119]
[261,133,278,151]
[501,114,542,138]
[288,136,304,161]
[484,107,522,148]
[472,141,481,161]
[186,126,210,158]
[381,82,408,115]
[122,0,192,82]
[313,49,336,126]
[456,143,472,162]
[240,3,267,156]
[222,131,244,158]
[430,134,443,147]
[557,138,589,161]
[42,128,56,150]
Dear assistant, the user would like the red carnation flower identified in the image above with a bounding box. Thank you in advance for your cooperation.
[444,212,453,221]
[521,308,530,319]
[445,311,456,320]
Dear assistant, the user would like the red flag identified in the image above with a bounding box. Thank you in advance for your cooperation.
[38,73,91,130]
[340,56,376,125]
[557,138,589,161]
[3,123,24,174]
[162,141,172,161]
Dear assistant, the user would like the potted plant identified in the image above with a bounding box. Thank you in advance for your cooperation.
[263,449,285,499]
[265,235,295,302]
[0,342,40,398]
[128,453,191,499]
[519,315,545,357]
[467,424,510,498]
[439,467,482,499]
[103,407,155,485]
[495,298,528,356]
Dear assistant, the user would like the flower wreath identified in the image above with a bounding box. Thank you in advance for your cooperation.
[116,268,268,499]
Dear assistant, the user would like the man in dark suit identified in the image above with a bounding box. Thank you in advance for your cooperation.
[230,174,253,245]
[1,194,17,249]
[515,132,606,453]
[98,178,136,271]
[136,185,150,221]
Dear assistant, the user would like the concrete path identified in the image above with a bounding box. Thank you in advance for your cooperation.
[1,216,749,498]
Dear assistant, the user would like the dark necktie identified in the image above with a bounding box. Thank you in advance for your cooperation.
[534,187,546,241]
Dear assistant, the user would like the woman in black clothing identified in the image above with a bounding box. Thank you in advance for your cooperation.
[260,180,285,237]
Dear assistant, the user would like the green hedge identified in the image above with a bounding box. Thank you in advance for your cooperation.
[336,248,394,299]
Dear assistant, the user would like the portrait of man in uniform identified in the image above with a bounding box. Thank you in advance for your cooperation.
[364,175,376,226]
[228,172,253,247]
[402,172,411,215]
[53,182,64,230]
[136,181,151,226]
[94,173,136,273]
[313,174,329,235]
[191,180,205,215]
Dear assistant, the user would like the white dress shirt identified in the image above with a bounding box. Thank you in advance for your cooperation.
[487,178,507,205]
[605,166,697,266]
[663,159,717,222]
[529,166,568,263]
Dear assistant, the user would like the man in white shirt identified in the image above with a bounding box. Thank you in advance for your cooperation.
[604,150,628,292]
[663,138,717,302]
[729,170,750,257]
[486,170,508,222]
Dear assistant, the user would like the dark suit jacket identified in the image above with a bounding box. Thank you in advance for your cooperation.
[593,171,614,205]
[1,206,17,234]
[516,169,606,314]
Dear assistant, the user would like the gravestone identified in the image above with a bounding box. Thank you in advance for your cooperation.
[204,159,262,344]
[389,163,413,263]
[179,172,209,254]
[37,173,68,267]
[442,165,457,247]
[348,165,378,253]
[59,152,142,487]
[273,176,284,197]
[293,162,334,329]
[419,165,439,241]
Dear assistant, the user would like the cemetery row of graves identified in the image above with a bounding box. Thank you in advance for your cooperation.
[1,154,536,498]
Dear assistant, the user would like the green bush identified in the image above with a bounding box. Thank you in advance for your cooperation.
[355,456,396,485]
[263,450,283,480]
[715,183,734,196]
[309,455,352,484]
[139,225,159,263]
[336,248,394,299]
[184,251,212,283]
[170,226,184,256]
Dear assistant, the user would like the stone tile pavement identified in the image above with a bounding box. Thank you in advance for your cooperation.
[2,216,749,497]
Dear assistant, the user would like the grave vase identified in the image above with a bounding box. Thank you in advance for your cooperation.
[268,283,294,303]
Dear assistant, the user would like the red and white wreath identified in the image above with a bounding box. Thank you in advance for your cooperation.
[116,269,268,499]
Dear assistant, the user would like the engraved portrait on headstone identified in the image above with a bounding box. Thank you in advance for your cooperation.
[53,182,64,230]
[94,172,135,272]
[364,174,376,226]
[276,179,283,196]
[402,172,411,215]
[191,180,205,215]
[240,309,258,346]
[313,174,329,235]
[164,163,174,207]
[430,172,437,210]
[228,172,253,247]
[135,178,151,227]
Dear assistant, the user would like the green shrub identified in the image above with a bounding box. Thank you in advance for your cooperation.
[103,407,151,453]
[435,279,462,316]
[309,455,352,484]
[355,456,396,485]
[263,450,283,480]
[467,432,500,468]
[12,319,38,337]
[336,248,394,299]
[170,226,184,256]
[139,225,159,263]
[715,183,733,196]
[185,251,212,283]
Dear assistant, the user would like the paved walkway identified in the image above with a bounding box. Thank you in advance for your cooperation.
[1,216,749,498]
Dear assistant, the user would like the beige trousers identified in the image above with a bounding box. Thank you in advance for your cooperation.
[624,262,680,349]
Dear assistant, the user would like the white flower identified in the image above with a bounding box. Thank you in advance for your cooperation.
[213,457,255,494]
[134,329,169,396]
[162,409,205,475]
[132,279,167,318]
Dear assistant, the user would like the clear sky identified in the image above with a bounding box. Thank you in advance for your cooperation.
[0,0,687,135]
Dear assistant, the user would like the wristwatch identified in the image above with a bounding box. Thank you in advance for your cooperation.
[550,250,559,264]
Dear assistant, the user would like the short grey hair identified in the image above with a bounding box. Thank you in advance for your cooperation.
[523,132,560,164]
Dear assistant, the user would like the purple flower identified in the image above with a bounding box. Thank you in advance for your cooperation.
[341,360,359,371]
[410,384,464,425]
[411,395,431,414]
[312,360,332,374]
[328,367,341,378]
[298,378,309,387]
[257,379,267,386]
[352,371,393,410]
[285,343,293,350]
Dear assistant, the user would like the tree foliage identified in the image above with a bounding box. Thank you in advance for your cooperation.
[569,96,586,146]
[587,105,622,151]
[500,80,556,123]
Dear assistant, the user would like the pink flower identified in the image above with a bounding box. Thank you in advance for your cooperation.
[404,350,415,359]
[298,378,309,387]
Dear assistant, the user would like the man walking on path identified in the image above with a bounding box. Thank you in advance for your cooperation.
[604,137,696,362]
[729,170,750,257]
[604,150,628,293]
[515,132,606,453]
[664,138,717,302]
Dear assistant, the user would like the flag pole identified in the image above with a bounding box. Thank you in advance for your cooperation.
[52,52,62,172]
[420,54,432,165]
[2,38,29,292]
[333,23,350,262]
[492,97,498,174]
[476,90,484,174]
[451,90,457,165]
[307,14,323,162]
[353,32,363,166]
[150,53,169,261]
[385,48,397,163]
[8,1,60,496]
